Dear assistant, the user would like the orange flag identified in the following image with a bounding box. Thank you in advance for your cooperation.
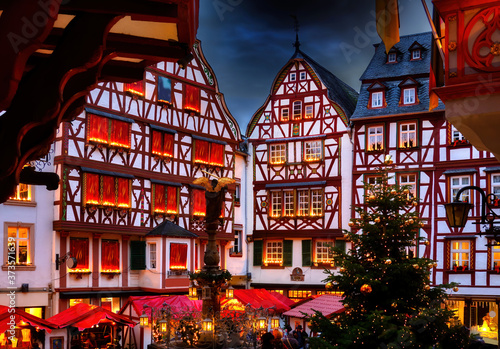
[376,0,400,53]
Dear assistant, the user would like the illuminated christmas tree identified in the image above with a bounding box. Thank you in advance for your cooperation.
[309,158,468,348]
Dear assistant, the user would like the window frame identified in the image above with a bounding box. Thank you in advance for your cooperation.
[86,113,132,150]
[300,71,306,80]
[490,242,500,272]
[366,125,384,152]
[411,49,421,60]
[83,173,132,209]
[270,191,282,218]
[293,100,302,120]
[151,128,175,158]
[314,240,334,266]
[449,175,471,203]
[370,91,384,108]
[231,229,243,256]
[490,173,500,203]
[269,143,287,165]
[281,107,289,122]
[303,140,323,162]
[398,173,418,200]
[147,242,157,270]
[264,240,283,267]
[304,104,314,119]
[402,87,416,105]
[450,240,472,271]
[387,52,397,63]
[398,121,418,149]
[290,73,296,82]
[3,222,35,270]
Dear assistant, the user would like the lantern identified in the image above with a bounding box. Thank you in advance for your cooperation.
[158,318,168,333]
[444,201,473,228]
[202,318,213,332]
[189,285,197,298]
[226,285,234,299]
[257,316,267,330]
[139,311,149,327]
[271,316,280,329]
[202,285,211,300]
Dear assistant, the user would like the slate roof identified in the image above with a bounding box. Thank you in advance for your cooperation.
[351,32,444,120]
[291,49,359,119]
[146,219,198,238]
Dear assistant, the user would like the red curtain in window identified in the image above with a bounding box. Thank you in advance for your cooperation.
[164,133,174,157]
[192,189,206,216]
[154,184,166,213]
[101,240,120,271]
[185,85,200,112]
[152,130,163,156]
[170,243,187,269]
[117,178,130,208]
[210,143,224,166]
[110,119,130,148]
[124,81,144,96]
[102,176,115,206]
[194,140,210,164]
[70,238,89,270]
[85,173,100,205]
[88,114,108,143]
[166,186,177,213]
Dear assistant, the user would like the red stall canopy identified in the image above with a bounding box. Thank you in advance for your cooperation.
[283,295,345,319]
[0,306,57,333]
[222,289,291,313]
[48,303,135,331]
[269,292,295,307]
[121,295,202,318]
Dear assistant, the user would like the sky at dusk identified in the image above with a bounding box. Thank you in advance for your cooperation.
[197,0,434,134]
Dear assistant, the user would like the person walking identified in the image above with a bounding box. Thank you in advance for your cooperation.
[293,325,308,349]
[282,325,299,349]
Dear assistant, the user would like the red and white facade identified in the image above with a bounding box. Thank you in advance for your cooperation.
[50,40,245,313]
[245,46,357,301]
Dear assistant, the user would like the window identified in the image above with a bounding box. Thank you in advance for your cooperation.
[9,184,32,202]
[101,297,120,313]
[492,174,500,201]
[399,173,417,199]
[184,84,200,113]
[83,172,131,208]
[6,224,33,266]
[399,122,417,148]
[264,241,283,266]
[124,80,144,97]
[269,144,286,165]
[371,91,383,108]
[367,126,384,151]
[311,189,323,216]
[290,73,296,81]
[304,140,322,162]
[491,244,500,272]
[450,176,470,202]
[315,241,334,265]
[412,50,421,60]
[281,108,289,122]
[193,138,225,167]
[192,189,206,216]
[450,240,470,271]
[300,72,306,80]
[450,125,468,145]
[365,175,383,197]
[304,104,314,119]
[70,238,89,271]
[232,230,242,255]
[152,183,178,214]
[151,129,174,158]
[288,290,312,299]
[283,191,294,217]
[157,76,172,105]
[270,191,282,218]
[297,189,310,216]
[293,101,302,120]
[388,52,397,63]
[403,88,416,105]
[87,113,131,149]
[235,184,241,205]
[101,240,120,272]
[170,243,188,270]
[148,243,157,269]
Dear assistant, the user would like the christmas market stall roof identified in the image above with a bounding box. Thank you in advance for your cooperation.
[47,303,136,331]
[221,289,291,313]
[120,295,202,318]
[0,306,57,333]
[269,291,295,307]
[283,295,344,319]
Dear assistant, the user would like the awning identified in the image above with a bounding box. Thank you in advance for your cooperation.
[269,292,295,307]
[48,303,136,331]
[120,295,202,318]
[0,306,57,333]
[283,295,344,318]
[221,289,291,313]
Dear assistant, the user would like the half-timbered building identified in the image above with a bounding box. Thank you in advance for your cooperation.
[245,40,358,301]
[51,40,245,313]
[351,32,500,346]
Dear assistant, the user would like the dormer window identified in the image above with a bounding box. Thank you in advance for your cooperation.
[409,41,425,61]
[367,81,387,109]
[371,91,384,108]
[403,88,416,105]
[411,50,421,60]
[387,52,397,63]
[399,77,419,106]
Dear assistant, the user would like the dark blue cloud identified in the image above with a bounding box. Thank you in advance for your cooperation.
[197,0,434,131]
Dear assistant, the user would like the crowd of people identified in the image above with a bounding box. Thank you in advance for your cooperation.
[261,325,309,349]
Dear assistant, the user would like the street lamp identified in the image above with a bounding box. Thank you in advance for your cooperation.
[225,285,234,299]
[139,310,149,327]
[445,185,500,242]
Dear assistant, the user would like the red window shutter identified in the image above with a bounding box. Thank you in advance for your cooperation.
[210,143,224,166]
[102,176,116,206]
[193,189,206,216]
[117,178,130,208]
[85,173,100,205]
[101,240,120,271]
[88,114,108,144]
[154,184,166,213]
[185,85,200,112]
[170,243,188,269]
[164,133,174,157]
[110,119,130,148]
[70,238,89,270]
[152,130,163,156]
[194,139,210,164]
[124,81,144,97]
[166,186,178,214]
